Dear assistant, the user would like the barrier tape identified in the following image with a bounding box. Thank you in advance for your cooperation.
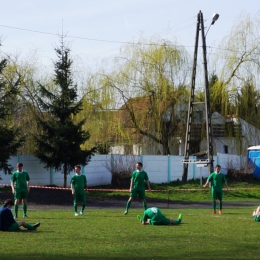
[0,183,259,191]
[0,183,167,192]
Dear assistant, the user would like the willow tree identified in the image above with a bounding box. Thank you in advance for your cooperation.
[0,58,25,173]
[76,72,117,154]
[101,37,190,155]
[208,12,260,153]
[212,12,260,117]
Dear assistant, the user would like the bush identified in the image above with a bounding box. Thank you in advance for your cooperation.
[104,155,140,188]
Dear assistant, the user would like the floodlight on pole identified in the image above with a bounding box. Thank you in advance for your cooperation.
[205,13,220,37]
[211,13,219,24]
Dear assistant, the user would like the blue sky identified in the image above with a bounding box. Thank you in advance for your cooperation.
[0,0,259,69]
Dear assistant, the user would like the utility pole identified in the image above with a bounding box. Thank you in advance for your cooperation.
[182,11,217,183]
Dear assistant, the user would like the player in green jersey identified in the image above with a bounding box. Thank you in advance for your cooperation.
[252,205,260,222]
[137,207,183,225]
[70,165,87,216]
[10,163,30,219]
[124,162,151,215]
[203,165,229,214]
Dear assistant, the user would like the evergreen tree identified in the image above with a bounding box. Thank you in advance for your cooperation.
[0,59,25,173]
[34,40,96,187]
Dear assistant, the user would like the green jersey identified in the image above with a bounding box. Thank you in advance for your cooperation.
[10,171,30,189]
[70,174,87,193]
[207,172,227,192]
[131,170,149,190]
[142,207,170,225]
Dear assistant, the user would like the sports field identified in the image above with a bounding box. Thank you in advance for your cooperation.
[1,206,259,259]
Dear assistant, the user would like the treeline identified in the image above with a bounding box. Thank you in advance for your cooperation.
[1,13,260,185]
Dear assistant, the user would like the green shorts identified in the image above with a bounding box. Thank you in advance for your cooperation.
[73,192,86,203]
[130,189,146,199]
[150,210,171,225]
[254,215,260,222]
[211,190,223,200]
[14,189,28,200]
[7,222,20,232]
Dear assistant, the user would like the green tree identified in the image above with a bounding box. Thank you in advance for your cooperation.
[236,79,260,128]
[102,38,190,155]
[0,58,25,173]
[34,40,96,187]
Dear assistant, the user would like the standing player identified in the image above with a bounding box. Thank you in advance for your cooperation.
[137,207,183,225]
[10,162,30,219]
[70,165,87,216]
[203,165,229,214]
[124,162,151,215]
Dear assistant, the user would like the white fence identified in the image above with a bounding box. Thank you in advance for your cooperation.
[0,153,244,187]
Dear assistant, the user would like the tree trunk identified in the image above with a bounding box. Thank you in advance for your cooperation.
[63,164,68,188]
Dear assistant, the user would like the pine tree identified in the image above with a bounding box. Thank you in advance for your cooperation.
[0,59,25,174]
[34,40,96,187]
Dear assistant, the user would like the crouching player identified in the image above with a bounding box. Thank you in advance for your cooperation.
[0,199,40,231]
[137,207,183,225]
[70,165,87,216]
[252,205,260,222]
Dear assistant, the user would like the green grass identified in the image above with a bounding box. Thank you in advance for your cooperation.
[89,179,260,202]
[1,208,259,259]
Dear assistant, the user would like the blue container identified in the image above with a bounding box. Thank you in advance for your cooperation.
[248,146,260,178]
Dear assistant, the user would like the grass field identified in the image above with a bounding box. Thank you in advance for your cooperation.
[89,180,260,202]
[1,207,260,259]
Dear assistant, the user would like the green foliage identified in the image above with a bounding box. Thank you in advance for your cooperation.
[34,40,96,186]
[0,59,25,174]
[103,37,190,155]
[1,208,260,259]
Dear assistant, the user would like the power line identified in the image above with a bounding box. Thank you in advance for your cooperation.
[0,24,192,48]
[0,24,259,55]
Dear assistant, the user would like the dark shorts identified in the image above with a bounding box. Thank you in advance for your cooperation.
[211,190,223,200]
[73,192,86,203]
[8,223,20,232]
[130,189,146,199]
[14,189,28,200]
[254,215,260,222]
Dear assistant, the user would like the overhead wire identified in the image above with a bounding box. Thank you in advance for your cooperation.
[0,23,259,56]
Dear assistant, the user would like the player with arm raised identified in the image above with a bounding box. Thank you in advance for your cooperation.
[124,162,151,215]
[70,165,87,216]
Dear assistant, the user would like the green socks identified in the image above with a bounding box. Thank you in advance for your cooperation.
[220,201,222,210]
[142,202,147,210]
[81,203,85,213]
[14,204,18,217]
[213,201,216,211]
[74,203,78,213]
[25,223,34,230]
[126,201,131,212]
[22,204,27,216]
